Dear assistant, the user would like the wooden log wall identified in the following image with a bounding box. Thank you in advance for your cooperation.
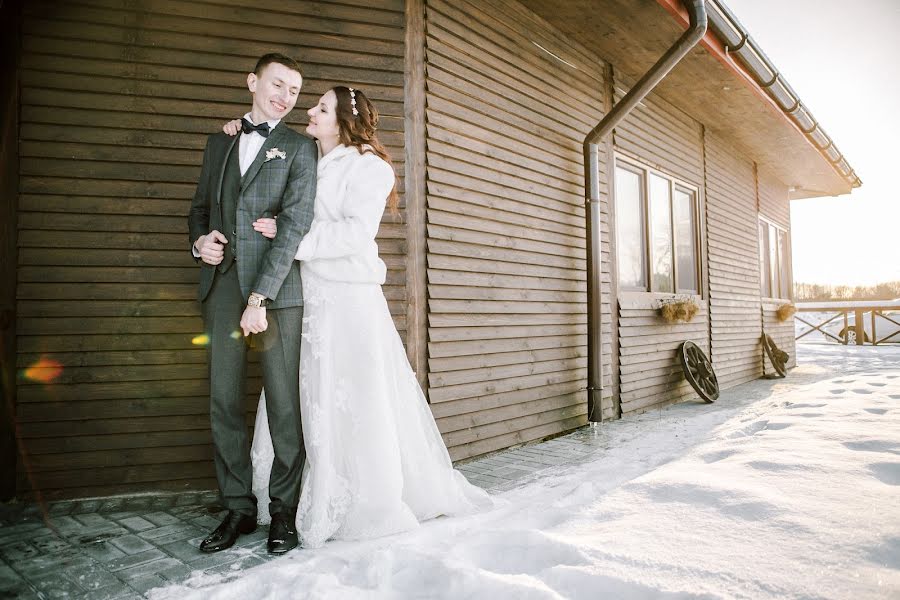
[15,0,406,499]
[704,130,763,388]
[612,78,709,413]
[423,0,615,461]
[758,168,796,370]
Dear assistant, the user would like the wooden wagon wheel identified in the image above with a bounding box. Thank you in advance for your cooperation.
[678,341,719,403]
[762,334,789,378]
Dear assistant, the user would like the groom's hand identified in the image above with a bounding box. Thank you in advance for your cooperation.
[195,230,228,265]
[240,306,267,337]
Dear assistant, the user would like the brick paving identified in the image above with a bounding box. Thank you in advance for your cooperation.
[0,426,603,599]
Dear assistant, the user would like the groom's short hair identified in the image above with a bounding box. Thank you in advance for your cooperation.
[254,53,303,77]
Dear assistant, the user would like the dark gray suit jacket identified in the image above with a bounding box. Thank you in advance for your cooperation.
[188,124,317,309]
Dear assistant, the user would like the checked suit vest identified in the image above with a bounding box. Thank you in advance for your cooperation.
[218,143,242,274]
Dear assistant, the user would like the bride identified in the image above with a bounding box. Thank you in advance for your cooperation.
[224,86,491,550]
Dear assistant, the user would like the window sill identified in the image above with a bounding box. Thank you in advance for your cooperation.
[619,290,706,310]
[761,297,792,307]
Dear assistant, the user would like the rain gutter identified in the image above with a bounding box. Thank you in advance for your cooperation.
[583,0,708,423]
[704,0,861,189]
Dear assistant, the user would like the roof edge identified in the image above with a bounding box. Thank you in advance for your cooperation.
[656,0,861,193]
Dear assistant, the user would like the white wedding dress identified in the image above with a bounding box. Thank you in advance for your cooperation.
[250,145,491,548]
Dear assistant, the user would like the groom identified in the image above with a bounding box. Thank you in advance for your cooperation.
[188,53,317,554]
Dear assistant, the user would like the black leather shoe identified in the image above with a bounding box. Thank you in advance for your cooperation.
[267,510,298,554]
[199,510,257,553]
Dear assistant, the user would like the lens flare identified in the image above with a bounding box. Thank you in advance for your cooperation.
[192,334,210,346]
[23,358,64,383]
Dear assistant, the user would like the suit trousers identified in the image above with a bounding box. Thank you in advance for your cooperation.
[202,265,305,517]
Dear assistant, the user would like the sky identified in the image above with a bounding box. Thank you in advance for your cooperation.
[726,0,900,287]
[151,344,900,599]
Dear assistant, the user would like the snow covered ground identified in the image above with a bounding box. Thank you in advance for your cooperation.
[151,344,900,599]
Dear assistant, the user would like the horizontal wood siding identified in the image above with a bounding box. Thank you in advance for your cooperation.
[618,295,709,414]
[704,130,763,388]
[16,0,406,498]
[611,83,708,412]
[424,0,615,461]
[613,76,704,187]
[757,167,790,229]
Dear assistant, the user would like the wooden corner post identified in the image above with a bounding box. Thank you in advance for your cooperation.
[404,0,429,393]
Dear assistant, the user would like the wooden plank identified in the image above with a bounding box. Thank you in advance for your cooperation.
[27,444,213,472]
[17,362,251,386]
[16,349,205,369]
[427,2,598,124]
[427,123,582,185]
[429,367,588,404]
[428,268,590,293]
[619,339,703,356]
[428,322,587,343]
[426,152,582,215]
[447,414,586,462]
[17,377,262,403]
[428,333,585,359]
[441,398,585,446]
[428,222,584,260]
[428,284,585,303]
[430,299,584,316]
[428,197,584,248]
[438,391,582,436]
[429,356,585,387]
[621,388,694,415]
[427,178,583,230]
[431,378,584,420]
[426,65,587,153]
[19,461,217,490]
[429,345,584,373]
[426,96,579,167]
[618,323,707,337]
[620,378,693,404]
[427,253,584,281]
[24,1,403,45]
[618,330,707,347]
[429,312,586,328]
[16,477,219,501]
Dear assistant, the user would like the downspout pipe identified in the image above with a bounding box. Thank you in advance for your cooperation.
[583,0,707,423]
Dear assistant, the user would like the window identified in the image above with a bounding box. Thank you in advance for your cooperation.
[759,218,791,299]
[614,157,700,294]
[615,165,646,289]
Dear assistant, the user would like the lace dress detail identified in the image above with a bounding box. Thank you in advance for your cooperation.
[251,267,492,547]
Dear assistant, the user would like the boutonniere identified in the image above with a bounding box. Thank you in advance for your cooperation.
[265,148,287,162]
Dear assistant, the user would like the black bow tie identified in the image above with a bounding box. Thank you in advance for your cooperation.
[241,118,271,138]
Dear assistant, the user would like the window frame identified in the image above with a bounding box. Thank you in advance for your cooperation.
[613,161,648,291]
[613,154,702,297]
[758,215,792,301]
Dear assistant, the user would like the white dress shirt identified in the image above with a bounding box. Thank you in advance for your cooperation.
[295,144,395,284]
[239,112,281,175]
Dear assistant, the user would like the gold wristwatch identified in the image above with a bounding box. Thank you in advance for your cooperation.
[247,294,268,308]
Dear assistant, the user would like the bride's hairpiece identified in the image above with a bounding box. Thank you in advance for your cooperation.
[348,87,359,117]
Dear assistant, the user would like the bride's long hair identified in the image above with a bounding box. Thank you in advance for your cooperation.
[332,86,399,216]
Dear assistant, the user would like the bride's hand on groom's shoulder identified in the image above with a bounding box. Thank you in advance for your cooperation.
[223,119,242,136]
[253,217,277,239]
